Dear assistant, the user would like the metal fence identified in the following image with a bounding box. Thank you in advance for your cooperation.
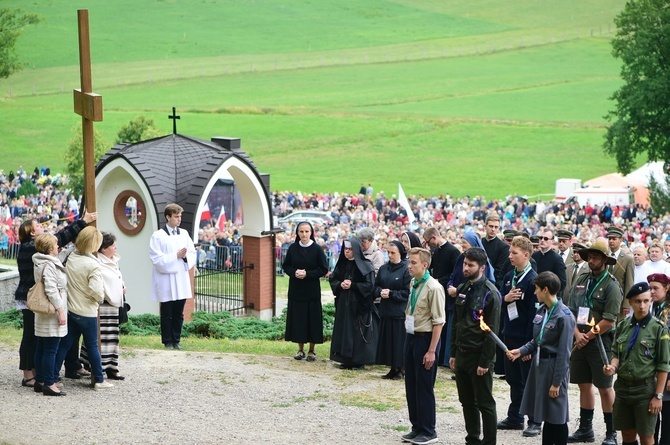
[195,245,248,315]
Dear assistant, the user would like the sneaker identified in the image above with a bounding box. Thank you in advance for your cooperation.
[409,434,438,445]
[93,381,114,390]
[165,343,174,349]
[401,431,419,443]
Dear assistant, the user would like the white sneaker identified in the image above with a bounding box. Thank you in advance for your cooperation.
[93,381,114,390]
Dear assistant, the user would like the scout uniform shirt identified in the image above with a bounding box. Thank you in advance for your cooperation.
[450,276,501,368]
[568,269,623,328]
[405,274,445,334]
[614,313,670,383]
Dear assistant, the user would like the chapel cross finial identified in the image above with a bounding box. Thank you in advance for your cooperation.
[168,107,180,134]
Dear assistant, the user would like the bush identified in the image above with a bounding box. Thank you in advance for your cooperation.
[16,181,38,198]
[0,309,23,329]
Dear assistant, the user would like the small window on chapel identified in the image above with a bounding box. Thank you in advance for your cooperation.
[113,190,146,235]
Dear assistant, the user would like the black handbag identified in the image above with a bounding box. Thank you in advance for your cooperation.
[119,301,131,324]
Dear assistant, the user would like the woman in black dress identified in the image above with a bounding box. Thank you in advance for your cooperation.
[330,238,378,369]
[282,222,328,361]
[375,241,410,379]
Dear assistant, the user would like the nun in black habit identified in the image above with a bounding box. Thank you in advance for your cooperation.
[329,237,379,369]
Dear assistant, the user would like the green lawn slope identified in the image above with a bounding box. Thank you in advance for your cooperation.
[0,0,630,197]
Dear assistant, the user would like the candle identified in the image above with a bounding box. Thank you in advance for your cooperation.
[591,324,610,365]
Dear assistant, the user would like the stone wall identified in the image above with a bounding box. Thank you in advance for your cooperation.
[0,267,19,312]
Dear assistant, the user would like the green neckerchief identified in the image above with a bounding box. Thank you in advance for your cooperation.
[584,269,608,308]
[538,301,557,346]
[409,271,430,315]
[512,262,532,288]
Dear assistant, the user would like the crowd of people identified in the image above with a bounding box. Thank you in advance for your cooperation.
[7,167,670,443]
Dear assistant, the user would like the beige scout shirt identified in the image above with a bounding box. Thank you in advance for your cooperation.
[406,275,446,333]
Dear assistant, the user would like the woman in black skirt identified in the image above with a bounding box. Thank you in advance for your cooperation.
[282,222,328,362]
[375,241,411,379]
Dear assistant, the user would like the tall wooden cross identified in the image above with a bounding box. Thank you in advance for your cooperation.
[73,9,102,225]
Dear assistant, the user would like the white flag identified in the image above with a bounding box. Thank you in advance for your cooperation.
[398,183,415,224]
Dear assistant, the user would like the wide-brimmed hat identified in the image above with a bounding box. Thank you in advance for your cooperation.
[577,241,617,265]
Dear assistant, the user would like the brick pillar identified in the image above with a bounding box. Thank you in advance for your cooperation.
[184,267,195,322]
[242,235,275,321]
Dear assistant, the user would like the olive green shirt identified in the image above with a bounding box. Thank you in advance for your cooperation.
[614,313,670,381]
[568,270,623,324]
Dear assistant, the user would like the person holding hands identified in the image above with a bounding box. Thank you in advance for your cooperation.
[508,271,576,445]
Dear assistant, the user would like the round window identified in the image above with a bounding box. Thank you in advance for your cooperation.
[113,190,146,235]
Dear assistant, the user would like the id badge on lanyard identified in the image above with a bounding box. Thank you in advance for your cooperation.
[405,315,415,334]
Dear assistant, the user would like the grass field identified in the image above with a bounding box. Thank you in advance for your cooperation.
[0,0,632,197]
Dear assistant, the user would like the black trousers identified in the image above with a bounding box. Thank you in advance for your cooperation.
[19,309,36,371]
[160,299,186,345]
[455,349,497,445]
[503,335,533,424]
[405,333,440,438]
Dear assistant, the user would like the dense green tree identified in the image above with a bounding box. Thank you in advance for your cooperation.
[64,125,107,196]
[604,0,670,175]
[16,180,38,198]
[0,8,40,79]
[648,163,670,214]
[116,116,162,144]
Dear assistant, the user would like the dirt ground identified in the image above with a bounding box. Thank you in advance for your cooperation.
[0,340,613,445]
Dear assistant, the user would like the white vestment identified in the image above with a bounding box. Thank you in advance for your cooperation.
[149,227,196,303]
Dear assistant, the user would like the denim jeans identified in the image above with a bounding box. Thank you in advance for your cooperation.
[34,336,61,386]
[55,312,104,383]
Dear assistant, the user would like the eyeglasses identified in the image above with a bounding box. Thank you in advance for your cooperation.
[539,236,553,241]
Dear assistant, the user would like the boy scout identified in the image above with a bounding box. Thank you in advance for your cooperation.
[604,282,670,445]
[567,241,623,445]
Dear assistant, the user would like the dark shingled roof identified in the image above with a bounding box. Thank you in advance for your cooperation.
[96,133,263,235]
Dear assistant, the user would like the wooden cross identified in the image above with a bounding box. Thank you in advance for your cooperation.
[168,107,180,134]
[73,9,102,224]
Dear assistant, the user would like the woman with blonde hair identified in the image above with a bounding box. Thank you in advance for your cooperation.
[80,232,126,380]
[54,226,113,390]
[32,233,68,396]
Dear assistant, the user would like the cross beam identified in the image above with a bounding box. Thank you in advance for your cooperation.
[73,9,102,222]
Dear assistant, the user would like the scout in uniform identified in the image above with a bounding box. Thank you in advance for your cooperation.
[567,241,623,445]
[450,247,502,445]
[508,271,576,445]
[604,282,670,445]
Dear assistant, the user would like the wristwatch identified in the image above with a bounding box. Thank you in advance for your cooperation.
[656,393,664,400]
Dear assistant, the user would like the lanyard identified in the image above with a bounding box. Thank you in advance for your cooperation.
[585,273,608,308]
[537,303,557,346]
[409,272,429,315]
[512,263,532,288]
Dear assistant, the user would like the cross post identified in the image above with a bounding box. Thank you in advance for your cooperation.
[73,9,102,225]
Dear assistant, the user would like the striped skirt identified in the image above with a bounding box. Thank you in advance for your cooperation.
[80,303,120,372]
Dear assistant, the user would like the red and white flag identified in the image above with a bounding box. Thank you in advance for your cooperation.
[217,205,227,232]
[200,202,211,221]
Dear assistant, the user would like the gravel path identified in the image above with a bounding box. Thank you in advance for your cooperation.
[0,342,610,445]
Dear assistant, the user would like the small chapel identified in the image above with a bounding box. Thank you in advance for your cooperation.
[93,128,277,321]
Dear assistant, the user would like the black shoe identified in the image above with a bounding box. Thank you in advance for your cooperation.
[106,370,126,381]
[497,418,524,430]
[391,370,405,380]
[567,421,595,443]
[64,371,82,380]
[33,382,44,393]
[382,368,398,379]
[523,423,542,437]
[165,343,174,349]
[21,377,36,387]
[42,385,66,396]
[601,431,617,445]
[401,430,419,443]
[409,434,438,445]
[173,343,182,350]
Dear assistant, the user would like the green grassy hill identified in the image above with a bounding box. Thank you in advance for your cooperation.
[0,0,629,197]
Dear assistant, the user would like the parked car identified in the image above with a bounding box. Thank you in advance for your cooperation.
[277,210,334,226]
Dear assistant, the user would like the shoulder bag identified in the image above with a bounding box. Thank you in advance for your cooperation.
[26,267,56,315]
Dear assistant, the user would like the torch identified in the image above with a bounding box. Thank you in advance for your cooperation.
[590,318,609,365]
[479,310,509,353]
